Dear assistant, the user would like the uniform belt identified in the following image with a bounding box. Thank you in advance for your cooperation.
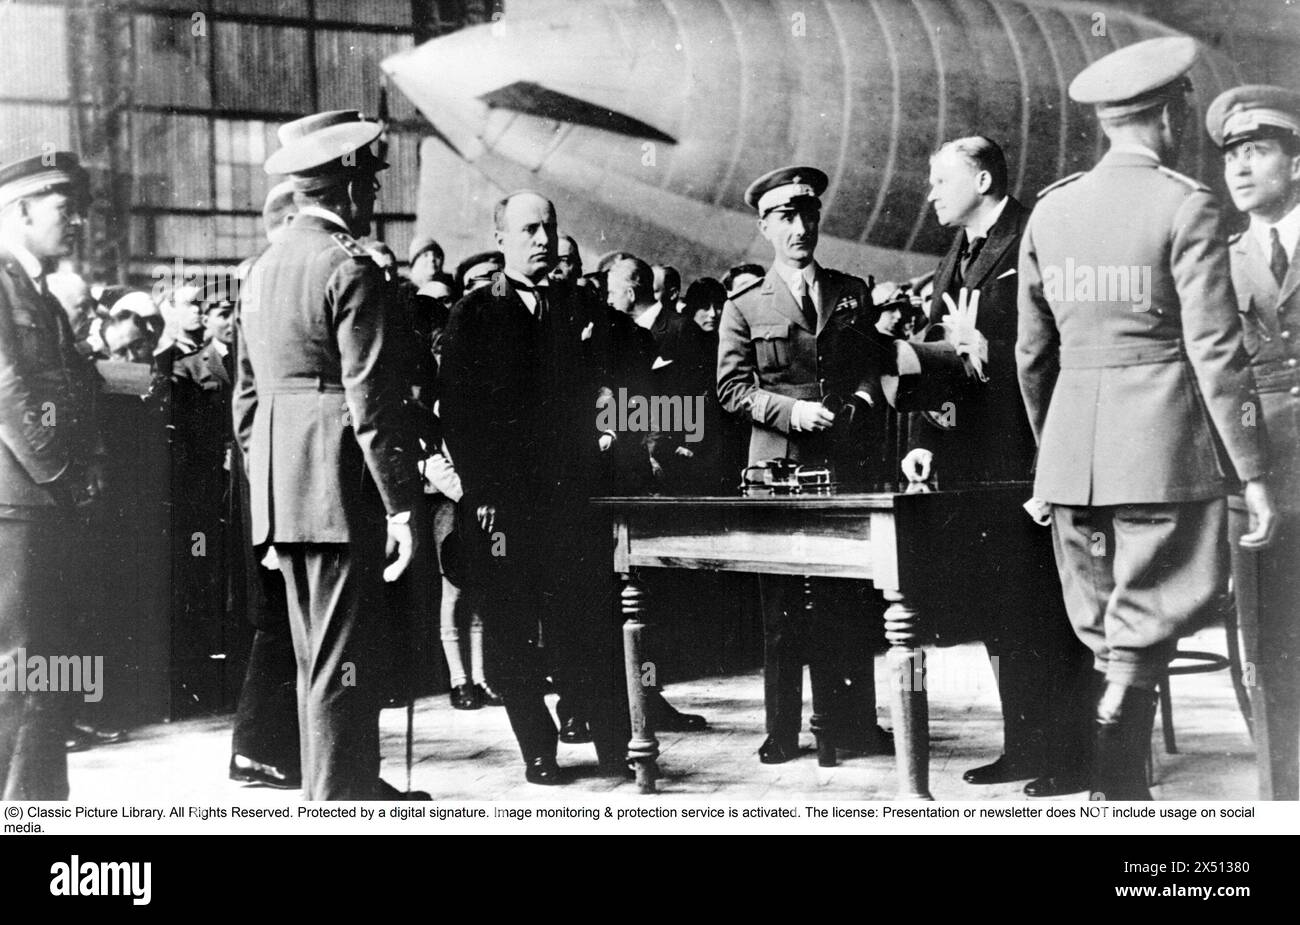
[1059,340,1184,369]
[1251,362,1300,393]
[262,377,346,394]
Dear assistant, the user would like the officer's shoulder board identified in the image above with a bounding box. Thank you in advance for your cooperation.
[330,232,371,260]
[1155,165,1211,193]
[1036,172,1084,199]
[727,276,763,301]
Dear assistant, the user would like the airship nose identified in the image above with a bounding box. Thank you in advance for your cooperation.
[381,6,675,169]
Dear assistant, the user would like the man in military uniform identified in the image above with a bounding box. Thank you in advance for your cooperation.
[229,181,301,789]
[0,152,104,799]
[1208,85,1300,800]
[891,136,1093,797]
[234,110,424,800]
[717,165,893,765]
[1017,38,1276,800]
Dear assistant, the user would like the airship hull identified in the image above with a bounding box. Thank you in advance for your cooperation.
[384,0,1242,283]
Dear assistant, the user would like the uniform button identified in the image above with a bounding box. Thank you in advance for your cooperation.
[1281,330,1291,339]
[1291,386,1300,397]
[1290,357,1298,368]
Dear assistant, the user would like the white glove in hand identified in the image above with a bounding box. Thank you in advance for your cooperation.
[1023,497,1052,527]
[901,448,933,483]
[790,399,835,432]
[422,453,464,502]
[940,288,989,381]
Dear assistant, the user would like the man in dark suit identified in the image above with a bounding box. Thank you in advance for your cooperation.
[440,191,630,785]
[1018,39,1275,800]
[1208,85,1300,800]
[888,136,1092,796]
[234,110,424,800]
[0,152,104,799]
[717,165,893,766]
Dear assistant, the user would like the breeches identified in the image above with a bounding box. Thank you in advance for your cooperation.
[1050,499,1228,690]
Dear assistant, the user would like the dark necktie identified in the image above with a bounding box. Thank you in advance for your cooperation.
[955,233,985,291]
[1270,227,1289,286]
[795,275,817,330]
[514,281,548,323]
[35,275,68,345]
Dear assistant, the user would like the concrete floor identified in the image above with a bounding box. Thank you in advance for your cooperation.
[65,627,1261,804]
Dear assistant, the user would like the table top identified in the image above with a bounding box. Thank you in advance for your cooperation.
[591,484,1032,512]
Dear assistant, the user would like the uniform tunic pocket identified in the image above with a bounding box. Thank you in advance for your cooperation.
[752,321,791,371]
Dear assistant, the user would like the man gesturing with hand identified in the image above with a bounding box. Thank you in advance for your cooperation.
[890,136,1094,797]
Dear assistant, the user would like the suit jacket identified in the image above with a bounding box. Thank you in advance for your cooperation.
[717,263,883,466]
[1017,149,1265,506]
[232,214,420,544]
[439,272,602,539]
[1229,225,1300,514]
[648,303,682,352]
[896,197,1037,485]
[0,247,102,514]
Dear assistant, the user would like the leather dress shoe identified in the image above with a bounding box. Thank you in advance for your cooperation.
[1023,773,1089,797]
[525,756,563,785]
[475,683,504,707]
[66,723,126,752]
[758,736,801,764]
[559,716,592,744]
[229,755,301,790]
[647,693,707,732]
[831,725,894,756]
[377,778,431,800]
[450,683,481,710]
[962,756,1035,785]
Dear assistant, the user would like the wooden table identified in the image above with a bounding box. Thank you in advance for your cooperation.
[593,486,1035,799]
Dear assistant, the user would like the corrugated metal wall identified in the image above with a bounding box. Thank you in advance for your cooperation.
[0,2,73,163]
[0,2,438,277]
[316,0,413,28]
[0,2,70,99]
[0,103,73,164]
[133,14,212,109]
[214,22,315,113]
[317,28,417,120]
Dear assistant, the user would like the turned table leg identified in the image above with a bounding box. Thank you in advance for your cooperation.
[883,590,932,800]
[621,572,659,793]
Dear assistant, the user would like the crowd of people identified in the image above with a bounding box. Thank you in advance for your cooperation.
[1,36,1296,804]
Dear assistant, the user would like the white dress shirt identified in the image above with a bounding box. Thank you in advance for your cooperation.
[773,260,820,314]
[503,269,547,317]
[1249,201,1300,268]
